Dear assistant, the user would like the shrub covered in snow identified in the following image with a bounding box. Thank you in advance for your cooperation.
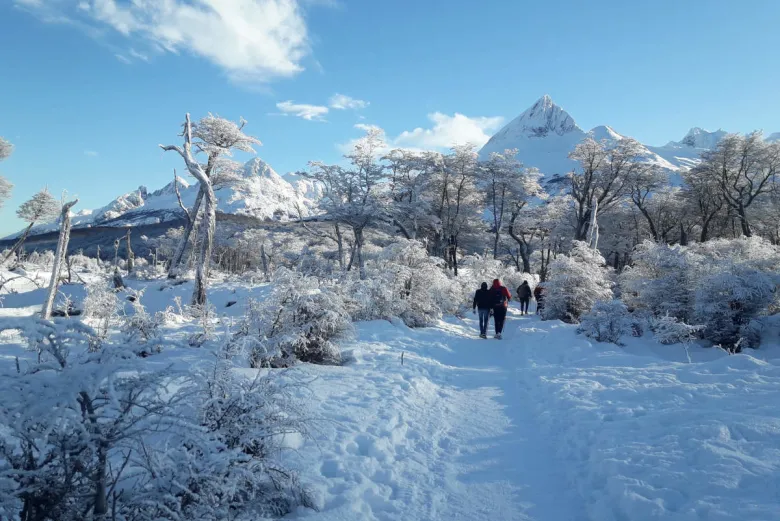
[651,315,704,345]
[578,299,631,345]
[120,288,166,354]
[234,268,352,367]
[82,278,119,350]
[619,241,700,321]
[0,317,313,520]
[694,265,776,350]
[350,240,463,327]
[543,241,614,323]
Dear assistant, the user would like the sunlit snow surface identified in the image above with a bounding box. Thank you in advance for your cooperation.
[1,275,779,520]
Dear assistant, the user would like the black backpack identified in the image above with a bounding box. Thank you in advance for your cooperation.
[492,286,507,307]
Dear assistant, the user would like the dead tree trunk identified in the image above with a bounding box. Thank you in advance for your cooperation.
[125,229,134,274]
[161,114,217,306]
[42,199,78,319]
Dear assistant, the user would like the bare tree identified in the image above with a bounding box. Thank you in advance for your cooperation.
[42,198,78,319]
[627,165,672,241]
[300,127,387,279]
[4,188,60,262]
[166,114,260,279]
[568,138,645,241]
[479,149,543,259]
[695,132,780,237]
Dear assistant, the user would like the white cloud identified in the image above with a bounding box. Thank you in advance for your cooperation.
[84,150,99,157]
[276,100,329,121]
[337,112,504,154]
[329,93,369,110]
[394,112,504,150]
[114,53,131,64]
[128,48,149,62]
[15,0,322,83]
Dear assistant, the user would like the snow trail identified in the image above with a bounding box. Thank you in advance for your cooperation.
[291,306,587,521]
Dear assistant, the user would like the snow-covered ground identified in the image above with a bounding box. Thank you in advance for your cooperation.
[1,279,778,520]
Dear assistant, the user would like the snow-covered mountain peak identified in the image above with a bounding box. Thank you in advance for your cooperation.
[670,127,727,149]
[508,94,581,138]
[588,125,624,142]
[243,157,278,179]
[766,132,780,143]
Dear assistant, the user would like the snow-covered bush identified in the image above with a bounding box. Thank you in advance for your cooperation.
[620,241,700,321]
[120,288,166,354]
[234,268,352,367]
[543,241,614,323]
[0,317,313,520]
[350,240,463,327]
[694,265,776,350]
[578,299,631,345]
[651,315,704,345]
[82,278,119,350]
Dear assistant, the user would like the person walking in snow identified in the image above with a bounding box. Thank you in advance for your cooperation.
[517,280,532,315]
[472,282,493,339]
[534,283,545,315]
[490,279,511,339]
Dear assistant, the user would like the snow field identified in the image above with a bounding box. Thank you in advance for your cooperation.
[290,307,780,520]
[2,275,779,521]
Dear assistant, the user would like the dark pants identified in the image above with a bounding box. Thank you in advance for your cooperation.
[519,298,530,313]
[477,308,490,336]
[493,306,507,334]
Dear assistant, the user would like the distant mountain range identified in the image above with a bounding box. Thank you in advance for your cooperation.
[6,95,776,244]
[3,158,315,241]
[479,94,775,177]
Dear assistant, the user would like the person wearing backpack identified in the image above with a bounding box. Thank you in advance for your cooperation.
[472,281,492,338]
[490,279,512,339]
[534,283,545,315]
[516,280,532,315]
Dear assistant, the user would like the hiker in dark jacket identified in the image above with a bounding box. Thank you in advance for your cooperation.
[490,279,512,339]
[472,282,492,338]
[517,281,532,315]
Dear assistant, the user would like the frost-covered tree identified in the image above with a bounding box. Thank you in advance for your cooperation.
[41,198,78,319]
[301,127,387,279]
[3,188,60,263]
[681,165,727,242]
[479,149,543,259]
[430,144,482,274]
[0,136,13,209]
[627,165,678,242]
[161,114,259,304]
[695,132,780,237]
[383,148,434,240]
[567,138,646,241]
[543,241,614,323]
[165,114,261,280]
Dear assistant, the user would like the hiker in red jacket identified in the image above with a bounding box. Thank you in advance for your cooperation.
[491,279,512,339]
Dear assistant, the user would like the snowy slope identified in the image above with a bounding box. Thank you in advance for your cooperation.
[647,127,728,170]
[766,132,780,143]
[480,96,681,176]
[5,158,313,240]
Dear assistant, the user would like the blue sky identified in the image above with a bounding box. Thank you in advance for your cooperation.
[1,0,779,235]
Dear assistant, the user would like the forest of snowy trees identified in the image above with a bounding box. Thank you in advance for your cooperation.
[0,114,779,519]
